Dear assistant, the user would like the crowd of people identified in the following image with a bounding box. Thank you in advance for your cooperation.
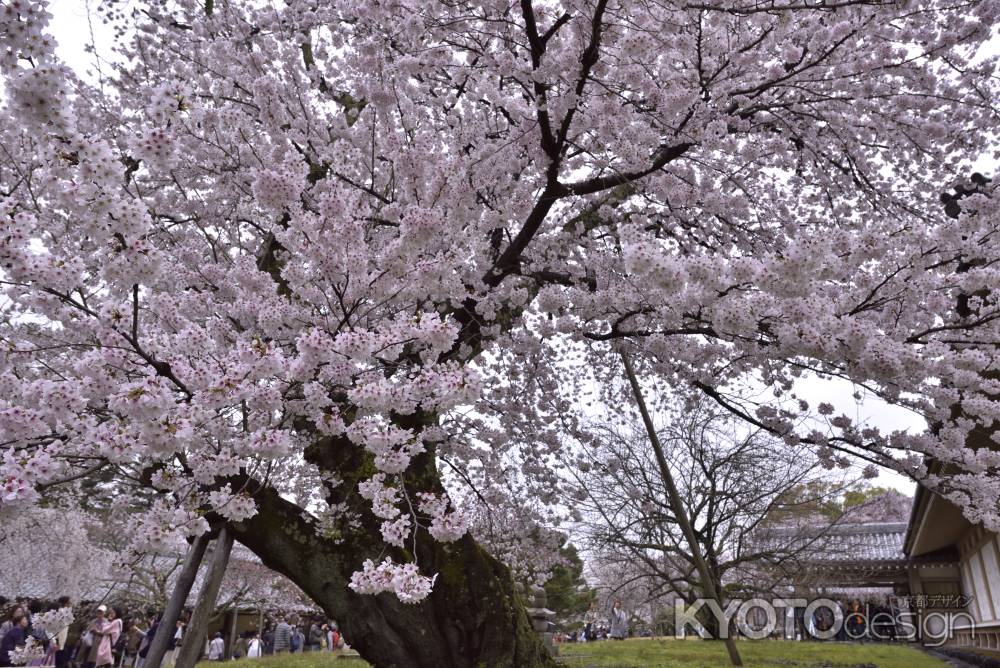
[228,617,344,659]
[557,600,631,644]
[552,596,911,645]
[0,597,79,667]
[0,597,347,667]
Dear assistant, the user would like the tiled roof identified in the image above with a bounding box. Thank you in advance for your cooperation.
[755,522,909,563]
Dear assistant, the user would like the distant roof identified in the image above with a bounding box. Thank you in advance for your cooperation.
[756,522,908,564]
[810,522,907,562]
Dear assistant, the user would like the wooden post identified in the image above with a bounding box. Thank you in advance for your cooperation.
[143,533,210,668]
[175,526,235,668]
[621,352,744,666]
[227,604,239,659]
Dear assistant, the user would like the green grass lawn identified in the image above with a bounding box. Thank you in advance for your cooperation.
[558,638,948,667]
[196,639,946,668]
[196,650,368,668]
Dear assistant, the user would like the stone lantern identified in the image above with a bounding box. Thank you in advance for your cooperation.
[521,583,557,655]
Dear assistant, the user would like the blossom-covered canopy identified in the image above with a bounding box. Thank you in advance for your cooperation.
[1,0,998,664]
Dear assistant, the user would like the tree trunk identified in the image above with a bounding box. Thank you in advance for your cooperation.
[175,527,234,668]
[622,352,744,666]
[230,484,554,668]
[144,534,210,668]
[227,434,555,668]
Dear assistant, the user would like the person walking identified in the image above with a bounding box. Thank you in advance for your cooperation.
[207,633,224,661]
[134,614,158,668]
[82,605,108,668]
[94,608,122,668]
[307,621,323,652]
[85,606,122,668]
[271,618,291,654]
[328,620,342,651]
[26,601,46,648]
[845,600,867,641]
[609,600,628,641]
[233,633,248,660]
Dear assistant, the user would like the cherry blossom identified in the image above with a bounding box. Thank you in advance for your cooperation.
[0,0,998,663]
[348,557,436,604]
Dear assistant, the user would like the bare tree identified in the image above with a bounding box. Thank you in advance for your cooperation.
[568,396,860,637]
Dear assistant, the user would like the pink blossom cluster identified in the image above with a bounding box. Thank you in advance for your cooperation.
[0,506,114,601]
[1,447,54,503]
[348,557,437,604]
[418,492,470,543]
[206,486,258,523]
[30,607,74,636]
[347,418,425,475]
[357,474,402,521]
[130,501,210,553]
[0,1,53,69]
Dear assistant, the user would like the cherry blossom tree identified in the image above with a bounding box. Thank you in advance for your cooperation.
[1,0,999,665]
[0,506,113,602]
[839,488,912,523]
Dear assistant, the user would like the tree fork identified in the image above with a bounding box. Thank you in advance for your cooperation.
[227,478,556,668]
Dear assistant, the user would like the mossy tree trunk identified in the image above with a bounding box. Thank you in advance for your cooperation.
[227,414,557,668]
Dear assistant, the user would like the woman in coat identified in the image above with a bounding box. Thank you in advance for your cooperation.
[1,615,29,667]
[85,606,121,668]
[609,600,628,640]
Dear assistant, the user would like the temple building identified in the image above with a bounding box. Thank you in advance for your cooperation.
[904,477,1000,651]
[754,485,1000,650]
